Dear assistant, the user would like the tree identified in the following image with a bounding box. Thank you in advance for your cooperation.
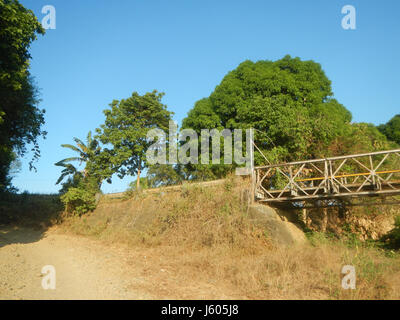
[182,56,352,174]
[378,114,400,145]
[0,0,46,192]
[96,90,173,189]
[55,131,102,187]
[146,164,185,187]
[55,132,112,213]
[329,123,396,156]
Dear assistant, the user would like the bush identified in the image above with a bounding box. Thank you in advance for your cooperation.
[60,177,99,215]
[60,187,96,215]
[384,215,400,249]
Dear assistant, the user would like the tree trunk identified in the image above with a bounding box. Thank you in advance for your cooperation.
[302,208,308,228]
[136,168,141,190]
[322,207,328,232]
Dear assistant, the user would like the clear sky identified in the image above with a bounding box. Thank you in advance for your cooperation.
[14,0,400,194]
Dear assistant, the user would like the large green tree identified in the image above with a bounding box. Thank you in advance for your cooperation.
[182,55,352,176]
[378,114,400,145]
[0,0,46,192]
[95,90,173,189]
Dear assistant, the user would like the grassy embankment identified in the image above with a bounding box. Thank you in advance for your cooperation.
[1,177,400,299]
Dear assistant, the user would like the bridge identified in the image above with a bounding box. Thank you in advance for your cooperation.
[252,149,400,204]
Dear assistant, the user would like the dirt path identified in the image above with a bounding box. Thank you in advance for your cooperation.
[0,227,239,300]
[0,227,156,299]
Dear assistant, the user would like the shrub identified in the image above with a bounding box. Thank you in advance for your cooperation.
[60,177,99,215]
[384,215,400,249]
[60,187,96,215]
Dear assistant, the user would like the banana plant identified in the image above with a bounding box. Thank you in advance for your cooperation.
[55,131,100,185]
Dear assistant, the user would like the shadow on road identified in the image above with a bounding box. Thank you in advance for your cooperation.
[0,193,63,249]
[0,226,45,248]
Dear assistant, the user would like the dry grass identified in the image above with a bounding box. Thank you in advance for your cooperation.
[120,240,399,299]
[59,176,400,300]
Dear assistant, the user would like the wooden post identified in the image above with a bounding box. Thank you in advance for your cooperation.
[302,206,308,227]
[322,206,328,232]
[250,128,255,204]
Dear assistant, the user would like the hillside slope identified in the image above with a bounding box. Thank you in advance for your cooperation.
[54,178,400,299]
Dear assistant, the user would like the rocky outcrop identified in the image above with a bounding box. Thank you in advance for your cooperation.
[301,205,397,240]
[248,204,307,246]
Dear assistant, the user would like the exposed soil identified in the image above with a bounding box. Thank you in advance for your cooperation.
[0,226,238,300]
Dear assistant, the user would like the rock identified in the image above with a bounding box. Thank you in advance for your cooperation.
[248,204,281,221]
[303,205,397,240]
[248,204,307,246]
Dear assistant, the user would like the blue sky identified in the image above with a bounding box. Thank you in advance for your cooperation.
[14,0,400,194]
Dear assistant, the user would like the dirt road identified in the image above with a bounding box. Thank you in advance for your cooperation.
[0,226,156,299]
[0,226,238,300]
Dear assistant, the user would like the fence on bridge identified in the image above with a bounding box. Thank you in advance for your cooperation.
[253,149,400,203]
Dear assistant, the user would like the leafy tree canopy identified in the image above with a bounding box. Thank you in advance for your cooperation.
[95,90,173,188]
[0,0,46,192]
[183,55,353,168]
[146,164,184,188]
[378,114,400,146]
[328,123,396,156]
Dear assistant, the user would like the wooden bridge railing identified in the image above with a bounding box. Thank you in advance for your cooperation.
[254,149,400,203]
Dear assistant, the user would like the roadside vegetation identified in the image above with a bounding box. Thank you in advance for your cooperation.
[0,192,62,228]
[57,178,400,299]
[51,56,399,217]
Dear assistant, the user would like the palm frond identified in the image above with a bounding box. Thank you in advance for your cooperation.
[61,144,82,154]
[55,157,82,166]
[55,163,79,184]
[87,131,92,144]
[72,137,88,153]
